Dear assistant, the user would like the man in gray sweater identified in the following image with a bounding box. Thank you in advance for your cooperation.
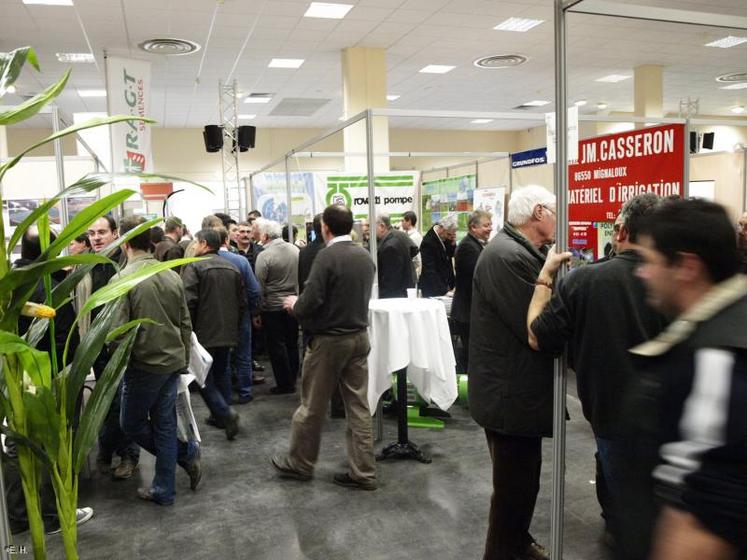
[271,204,377,490]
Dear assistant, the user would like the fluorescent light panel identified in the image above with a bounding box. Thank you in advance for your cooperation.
[522,100,550,107]
[494,17,544,32]
[268,58,304,69]
[720,83,747,90]
[23,0,73,5]
[731,106,746,114]
[56,52,94,63]
[596,74,631,83]
[575,100,587,106]
[244,96,272,104]
[304,2,353,19]
[238,114,256,120]
[471,119,493,124]
[705,36,747,48]
[419,65,455,74]
[386,95,400,101]
[78,89,106,98]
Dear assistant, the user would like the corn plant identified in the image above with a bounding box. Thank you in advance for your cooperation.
[0,47,203,559]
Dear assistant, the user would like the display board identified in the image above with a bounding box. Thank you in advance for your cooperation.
[323,173,418,222]
[421,174,476,239]
[567,123,685,259]
[250,172,317,225]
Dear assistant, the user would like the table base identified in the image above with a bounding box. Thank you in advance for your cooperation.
[376,441,432,464]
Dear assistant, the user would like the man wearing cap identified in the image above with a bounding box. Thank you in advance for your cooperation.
[155,217,185,264]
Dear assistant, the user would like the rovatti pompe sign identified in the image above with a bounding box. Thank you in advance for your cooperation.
[106,56,153,173]
[568,124,685,222]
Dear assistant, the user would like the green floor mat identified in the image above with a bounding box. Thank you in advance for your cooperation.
[407,406,445,429]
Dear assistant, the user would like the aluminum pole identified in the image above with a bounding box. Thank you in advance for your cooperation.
[683,120,690,198]
[51,106,69,230]
[552,1,570,558]
[285,156,294,243]
[365,110,379,298]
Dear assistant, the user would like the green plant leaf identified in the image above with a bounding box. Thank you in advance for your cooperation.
[0,426,53,470]
[0,253,112,295]
[50,264,95,309]
[17,345,52,390]
[22,318,49,348]
[0,115,155,183]
[0,47,39,96]
[0,68,69,126]
[105,318,159,343]
[0,331,33,355]
[78,257,202,319]
[72,327,138,473]
[23,387,60,459]
[65,300,120,419]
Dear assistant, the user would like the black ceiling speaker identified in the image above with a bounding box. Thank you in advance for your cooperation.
[689,131,698,154]
[702,132,715,150]
[203,125,223,152]
[237,125,256,151]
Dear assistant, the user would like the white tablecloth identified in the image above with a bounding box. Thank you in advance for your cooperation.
[367,298,457,412]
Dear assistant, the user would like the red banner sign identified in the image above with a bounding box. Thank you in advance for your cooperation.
[568,124,685,222]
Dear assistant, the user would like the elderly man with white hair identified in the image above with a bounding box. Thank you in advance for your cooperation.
[468,185,556,560]
[418,213,458,297]
[254,219,300,394]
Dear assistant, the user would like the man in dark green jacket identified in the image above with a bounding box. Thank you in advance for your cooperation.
[113,216,202,505]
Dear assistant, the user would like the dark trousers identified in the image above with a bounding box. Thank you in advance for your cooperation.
[121,369,197,504]
[452,320,471,373]
[263,310,300,391]
[199,347,233,421]
[484,430,542,560]
[94,350,140,463]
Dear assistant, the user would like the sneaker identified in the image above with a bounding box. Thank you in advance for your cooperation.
[252,360,265,372]
[112,457,138,480]
[95,455,111,475]
[332,472,377,491]
[184,447,203,491]
[237,395,254,404]
[514,541,550,560]
[136,488,174,506]
[224,409,240,441]
[270,455,312,481]
[47,507,94,534]
[252,375,266,384]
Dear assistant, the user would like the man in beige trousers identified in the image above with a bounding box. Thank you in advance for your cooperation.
[271,204,377,490]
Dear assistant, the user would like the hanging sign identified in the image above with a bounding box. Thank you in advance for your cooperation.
[324,173,418,222]
[106,56,153,173]
[511,148,547,169]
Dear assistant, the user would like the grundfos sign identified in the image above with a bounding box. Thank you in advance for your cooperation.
[106,56,152,173]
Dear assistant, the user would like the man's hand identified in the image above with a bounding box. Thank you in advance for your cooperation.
[283,295,298,314]
[539,245,573,286]
[252,315,262,329]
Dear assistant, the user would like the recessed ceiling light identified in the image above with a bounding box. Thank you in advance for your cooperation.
[238,114,256,120]
[23,0,73,5]
[731,105,746,114]
[56,52,95,63]
[494,17,544,32]
[386,94,400,101]
[720,83,747,90]
[705,36,747,49]
[419,65,455,74]
[5,85,16,94]
[575,99,587,106]
[268,58,304,69]
[522,100,550,107]
[78,89,106,98]
[244,95,273,104]
[596,102,608,110]
[304,2,353,19]
[338,116,346,121]
[471,119,493,124]
[596,74,631,83]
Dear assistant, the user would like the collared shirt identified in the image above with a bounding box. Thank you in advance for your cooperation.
[327,234,351,247]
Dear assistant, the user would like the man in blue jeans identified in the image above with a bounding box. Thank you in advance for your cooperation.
[216,227,260,404]
[113,216,202,505]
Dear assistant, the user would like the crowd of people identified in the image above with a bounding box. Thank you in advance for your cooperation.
[6,190,747,560]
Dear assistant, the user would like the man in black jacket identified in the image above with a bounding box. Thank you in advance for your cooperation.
[272,204,377,491]
[375,213,418,299]
[527,194,666,558]
[630,199,747,560]
[418,214,456,297]
[181,228,245,440]
[451,209,492,371]
[298,214,324,294]
[469,185,556,560]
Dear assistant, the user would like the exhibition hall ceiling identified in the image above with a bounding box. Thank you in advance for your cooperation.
[2,0,747,130]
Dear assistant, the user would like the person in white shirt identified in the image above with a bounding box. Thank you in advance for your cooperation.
[401,211,423,279]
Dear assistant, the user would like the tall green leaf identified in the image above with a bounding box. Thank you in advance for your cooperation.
[0,115,156,183]
[72,327,138,473]
[0,427,52,470]
[22,318,49,349]
[105,318,159,343]
[17,345,52,390]
[0,68,69,126]
[0,253,112,294]
[23,387,60,460]
[0,331,34,355]
[0,47,39,95]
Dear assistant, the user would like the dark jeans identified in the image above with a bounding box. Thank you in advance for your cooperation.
[94,350,139,463]
[120,368,197,504]
[199,347,233,421]
[596,436,659,560]
[228,315,253,399]
[262,310,299,391]
[484,430,542,560]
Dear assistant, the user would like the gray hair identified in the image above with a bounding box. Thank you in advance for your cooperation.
[438,213,458,231]
[256,218,282,240]
[619,193,660,243]
[468,209,491,229]
[508,185,556,226]
[376,213,391,228]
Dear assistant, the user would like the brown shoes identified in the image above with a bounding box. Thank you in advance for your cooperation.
[270,455,312,481]
[332,473,377,491]
[112,457,138,480]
